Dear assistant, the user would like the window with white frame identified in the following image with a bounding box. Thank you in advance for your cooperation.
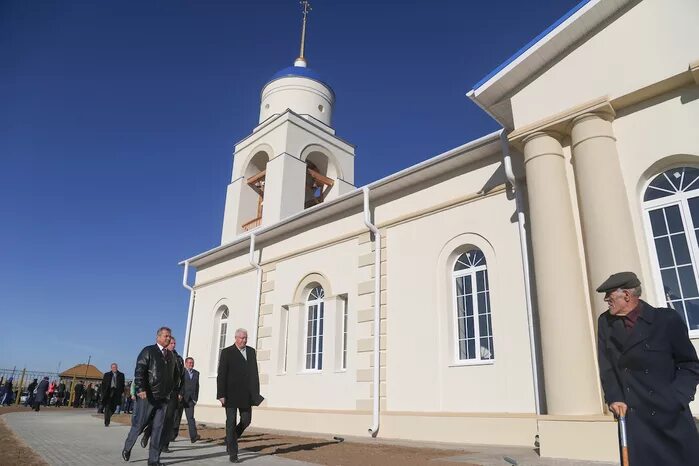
[305,286,325,370]
[218,307,229,356]
[643,166,699,332]
[341,295,348,370]
[453,249,494,362]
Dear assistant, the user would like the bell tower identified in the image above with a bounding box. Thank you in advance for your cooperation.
[221,1,356,243]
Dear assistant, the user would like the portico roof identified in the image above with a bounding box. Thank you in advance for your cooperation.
[467,0,632,128]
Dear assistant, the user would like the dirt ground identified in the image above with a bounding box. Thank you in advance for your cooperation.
[0,406,50,466]
[110,413,476,466]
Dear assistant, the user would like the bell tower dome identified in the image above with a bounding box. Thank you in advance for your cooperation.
[258,0,333,126]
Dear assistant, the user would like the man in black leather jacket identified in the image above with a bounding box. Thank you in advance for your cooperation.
[122,326,178,466]
[140,336,184,453]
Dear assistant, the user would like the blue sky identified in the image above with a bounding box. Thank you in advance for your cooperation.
[0,0,580,377]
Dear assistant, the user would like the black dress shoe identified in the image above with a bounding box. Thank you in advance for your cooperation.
[147,462,164,466]
[161,447,172,453]
[191,434,201,443]
[229,455,240,463]
[121,449,131,461]
[140,436,149,448]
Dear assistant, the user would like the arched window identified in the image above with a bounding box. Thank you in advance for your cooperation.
[643,166,699,332]
[305,286,325,370]
[453,249,494,362]
[218,307,229,355]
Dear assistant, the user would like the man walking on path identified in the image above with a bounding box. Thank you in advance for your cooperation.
[140,336,184,453]
[32,377,49,411]
[102,363,125,426]
[122,326,178,466]
[25,378,38,407]
[596,271,699,466]
[217,328,262,463]
[179,357,201,443]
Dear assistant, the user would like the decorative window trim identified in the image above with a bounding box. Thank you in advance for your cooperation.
[642,166,699,337]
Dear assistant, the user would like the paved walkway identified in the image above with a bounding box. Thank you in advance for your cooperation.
[4,409,619,465]
[3,410,316,466]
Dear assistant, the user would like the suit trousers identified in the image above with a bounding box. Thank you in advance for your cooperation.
[160,395,180,449]
[103,388,118,425]
[225,407,251,457]
[171,400,184,441]
[184,400,198,440]
[123,396,167,464]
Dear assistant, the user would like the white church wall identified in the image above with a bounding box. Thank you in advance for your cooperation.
[186,268,258,404]
[259,239,361,410]
[510,0,699,129]
[613,85,699,380]
[382,179,535,414]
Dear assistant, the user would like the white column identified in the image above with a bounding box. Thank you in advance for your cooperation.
[522,131,601,415]
[570,112,642,318]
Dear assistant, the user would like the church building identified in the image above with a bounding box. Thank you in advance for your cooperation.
[180,0,699,461]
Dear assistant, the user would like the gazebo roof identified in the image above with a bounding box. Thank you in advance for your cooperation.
[59,364,103,380]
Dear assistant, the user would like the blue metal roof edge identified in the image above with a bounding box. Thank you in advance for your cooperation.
[470,0,592,91]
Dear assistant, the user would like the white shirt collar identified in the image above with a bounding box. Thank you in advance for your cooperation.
[156,343,165,351]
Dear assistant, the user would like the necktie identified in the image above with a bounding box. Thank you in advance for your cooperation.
[111,373,116,388]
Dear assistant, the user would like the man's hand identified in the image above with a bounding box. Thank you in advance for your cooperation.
[138,391,147,400]
[178,394,183,401]
[218,397,225,406]
[609,401,628,417]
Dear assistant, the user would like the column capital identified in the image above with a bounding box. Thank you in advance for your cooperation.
[508,96,615,150]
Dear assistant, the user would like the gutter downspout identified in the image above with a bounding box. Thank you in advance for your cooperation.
[500,129,541,415]
[182,261,196,358]
[249,232,263,347]
[362,186,381,437]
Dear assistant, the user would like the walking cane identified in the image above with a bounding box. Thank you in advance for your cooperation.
[619,415,630,466]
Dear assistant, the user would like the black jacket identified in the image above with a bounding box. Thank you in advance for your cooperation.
[217,345,261,409]
[134,344,180,400]
[597,300,699,466]
[101,371,125,400]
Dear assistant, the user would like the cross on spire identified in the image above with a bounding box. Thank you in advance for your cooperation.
[295,0,312,67]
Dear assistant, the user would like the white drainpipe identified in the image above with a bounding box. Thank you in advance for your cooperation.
[500,129,541,415]
[249,232,263,347]
[362,186,381,437]
[182,261,196,358]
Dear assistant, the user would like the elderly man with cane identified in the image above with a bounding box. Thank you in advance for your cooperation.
[596,272,699,466]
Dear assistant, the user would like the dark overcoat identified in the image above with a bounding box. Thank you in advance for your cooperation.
[34,379,49,404]
[101,370,125,406]
[597,300,699,466]
[216,345,260,410]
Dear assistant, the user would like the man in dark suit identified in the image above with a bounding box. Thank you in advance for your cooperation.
[217,328,262,463]
[102,363,125,426]
[596,272,699,466]
[122,326,179,466]
[179,357,201,443]
[157,336,184,453]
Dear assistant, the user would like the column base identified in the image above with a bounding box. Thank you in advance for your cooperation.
[538,415,618,462]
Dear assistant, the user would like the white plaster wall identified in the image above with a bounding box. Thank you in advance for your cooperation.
[187,270,258,405]
[511,0,699,128]
[385,193,535,413]
[262,240,362,410]
[260,77,334,126]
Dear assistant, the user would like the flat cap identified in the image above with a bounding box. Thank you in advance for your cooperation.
[596,271,641,293]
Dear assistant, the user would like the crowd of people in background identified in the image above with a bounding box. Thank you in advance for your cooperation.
[0,374,136,414]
